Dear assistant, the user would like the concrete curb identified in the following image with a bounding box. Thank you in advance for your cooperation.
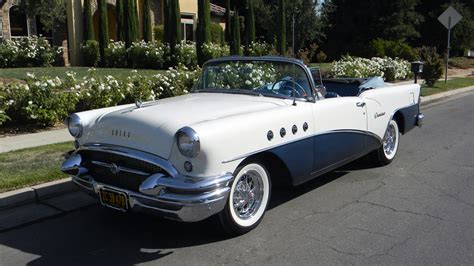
[0,178,76,210]
[420,86,474,105]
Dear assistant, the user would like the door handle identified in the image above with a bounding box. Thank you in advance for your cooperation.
[356,102,366,107]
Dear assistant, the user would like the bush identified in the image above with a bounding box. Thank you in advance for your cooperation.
[2,74,77,126]
[370,38,418,61]
[202,42,229,62]
[0,36,56,67]
[210,23,224,45]
[82,40,100,67]
[153,25,164,43]
[128,41,168,69]
[104,41,127,68]
[420,47,443,87]
[172,41,197,69]
[316,51,327,63]
[330,55,411,80]
[246,41,273,56]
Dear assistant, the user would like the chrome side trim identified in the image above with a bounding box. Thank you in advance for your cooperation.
[222,129,381,163]
[91,160,150,176]
[78,143,179,177]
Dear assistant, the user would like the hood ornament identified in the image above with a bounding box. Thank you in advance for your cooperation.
[135,100,143,108]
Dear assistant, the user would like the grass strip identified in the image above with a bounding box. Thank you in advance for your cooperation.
[0,142,73,193]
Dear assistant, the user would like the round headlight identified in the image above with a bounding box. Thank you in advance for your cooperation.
[176,127,200,158]
[67,114,83,138]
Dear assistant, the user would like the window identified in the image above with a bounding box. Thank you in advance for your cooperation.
[0,20,3,38]
[35,17,52,40]
[180,16,194,41]
[9,5,28,37]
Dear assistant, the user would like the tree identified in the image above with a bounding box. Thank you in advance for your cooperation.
[245,0,255,45]
[22,0,66,33]
[277,0,286,55]
[143,0,152,42]
[163,0,170,44]
[197,0,211,65]
[231,12,241,55]
[83,0,94,41]
[116,0,125,41]
[417,0,474,56]
[98,0,109,65]
[124,0,139,48]
[167,0,182,65]
[225,0,232,43]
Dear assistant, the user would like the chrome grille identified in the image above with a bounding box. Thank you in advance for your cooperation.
[79,150,167,192]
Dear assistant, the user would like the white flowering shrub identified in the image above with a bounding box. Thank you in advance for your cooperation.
[330,55,411,80]
[105,41,127,68]
[246,41,275,56]
[173,41,197,69]
[2,73,77,126]
[128,40,168,69]
[205,62,277,90]
[0,68,200,127]
[202,42,230,62]
[0,36,56,67]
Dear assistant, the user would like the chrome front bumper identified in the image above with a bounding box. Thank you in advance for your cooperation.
[62,144,233,222]
[416,113,424,127]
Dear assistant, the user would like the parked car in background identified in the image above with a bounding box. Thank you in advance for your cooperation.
[62,56,423,235]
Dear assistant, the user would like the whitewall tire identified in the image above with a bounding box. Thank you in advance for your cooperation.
[375,119,400,165]
[219,162,271,235]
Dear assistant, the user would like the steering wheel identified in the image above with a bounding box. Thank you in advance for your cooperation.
[270,79,307,98]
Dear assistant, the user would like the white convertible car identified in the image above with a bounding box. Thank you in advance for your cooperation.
[61,56,423,235]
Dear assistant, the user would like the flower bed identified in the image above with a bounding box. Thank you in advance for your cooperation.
[330,56,411,81]
[0,66,200,127]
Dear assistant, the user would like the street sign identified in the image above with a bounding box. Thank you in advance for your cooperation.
[438,6,462,30]
[438,6,463,83]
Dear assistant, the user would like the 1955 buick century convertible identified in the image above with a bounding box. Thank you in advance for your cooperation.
[61,56,424,235]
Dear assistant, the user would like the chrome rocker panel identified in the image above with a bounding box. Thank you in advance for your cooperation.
[62,144,233,222]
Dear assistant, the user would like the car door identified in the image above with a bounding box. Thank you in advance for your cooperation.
[310,96,368,176]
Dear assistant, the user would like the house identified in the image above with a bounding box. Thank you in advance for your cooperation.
[1,0,228,66]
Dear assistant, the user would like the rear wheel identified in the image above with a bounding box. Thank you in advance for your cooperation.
[219,162,271,235]
[374,119,400,165]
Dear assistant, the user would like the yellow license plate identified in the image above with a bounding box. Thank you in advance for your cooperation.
[99,188,128,211]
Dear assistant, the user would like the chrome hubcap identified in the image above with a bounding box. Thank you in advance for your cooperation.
[383,123,397,156]
[233,171,263,220]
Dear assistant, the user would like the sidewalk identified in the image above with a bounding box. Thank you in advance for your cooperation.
[0,128,72,153]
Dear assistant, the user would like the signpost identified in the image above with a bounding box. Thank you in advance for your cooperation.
[438,6,462,83]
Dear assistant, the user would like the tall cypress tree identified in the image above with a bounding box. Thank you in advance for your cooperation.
[143,0,152,42]
[116,0,125,41]
[277,0,286,55]
[98,0,109,65]
[224,0,231,44]
[83,0,94,41]
[163,0,170,44]
[231,12,241,55]
[169,0,181,57]
[245,0,255,45]
[197,0,211,65]
[124,0,139,47]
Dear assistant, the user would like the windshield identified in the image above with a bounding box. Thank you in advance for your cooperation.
[195,60,313,100]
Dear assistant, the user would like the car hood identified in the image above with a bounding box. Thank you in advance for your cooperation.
[81,93,288,159]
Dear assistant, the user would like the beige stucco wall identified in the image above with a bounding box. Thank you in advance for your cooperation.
[180,0,197,16]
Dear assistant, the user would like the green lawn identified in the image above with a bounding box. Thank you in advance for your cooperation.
[421,77,474,96]
[0,67,165,80]
[0,142,73,193]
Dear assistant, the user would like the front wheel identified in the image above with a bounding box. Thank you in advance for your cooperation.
[374,119,400,165]
[219,162,271,235]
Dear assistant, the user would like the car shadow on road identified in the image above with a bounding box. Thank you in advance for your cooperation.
[0,157,377,265]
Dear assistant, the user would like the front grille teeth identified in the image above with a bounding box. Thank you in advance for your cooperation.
[91,160,150,176]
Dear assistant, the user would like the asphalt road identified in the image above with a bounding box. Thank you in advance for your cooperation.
[1,92,473,265]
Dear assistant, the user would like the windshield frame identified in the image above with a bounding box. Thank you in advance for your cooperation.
[193,56,317,102]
